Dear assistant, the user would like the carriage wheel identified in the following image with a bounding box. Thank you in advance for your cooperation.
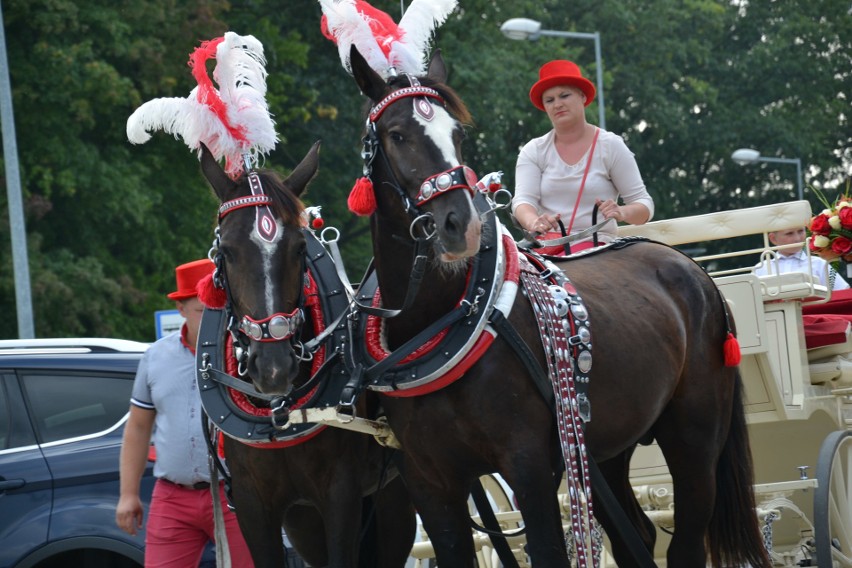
[815,430,852,567]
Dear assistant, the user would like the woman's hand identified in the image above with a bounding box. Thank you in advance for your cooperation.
[596,199,623,222]
[530,213,561,234]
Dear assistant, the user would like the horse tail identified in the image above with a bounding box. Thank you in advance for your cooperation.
[707,369,772,568]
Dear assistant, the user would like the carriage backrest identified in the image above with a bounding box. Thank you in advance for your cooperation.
[617,200,827,302]
[617,200,811,247]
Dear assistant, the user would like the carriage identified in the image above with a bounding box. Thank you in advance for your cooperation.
[406,199,852,567]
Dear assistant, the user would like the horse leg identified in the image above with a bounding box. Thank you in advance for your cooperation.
[654,396,729,567]
[592,450,656,567]
[282,505,330,566]
[501,463,570,567]
[369,475,416,568]
[224,442,289,568]
[316,468,364,568]
[398,466,477,568]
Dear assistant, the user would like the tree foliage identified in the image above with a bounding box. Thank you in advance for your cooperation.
[0,0,849,339]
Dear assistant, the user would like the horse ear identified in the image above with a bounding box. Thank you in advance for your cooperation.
[427,49,447,84]
[283,141,321,198]
[199,143,237,202]
[350,45,387,102]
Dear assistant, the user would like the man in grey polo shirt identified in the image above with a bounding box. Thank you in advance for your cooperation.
[116,259,253,567]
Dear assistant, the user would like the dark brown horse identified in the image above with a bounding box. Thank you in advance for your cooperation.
[196,143,415,568]
[333,45,770,568]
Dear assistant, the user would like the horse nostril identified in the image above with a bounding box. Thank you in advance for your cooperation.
[444,211,464,236]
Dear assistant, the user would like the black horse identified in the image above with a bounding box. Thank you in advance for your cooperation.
[330,45,770,568]
[195,142,415,568]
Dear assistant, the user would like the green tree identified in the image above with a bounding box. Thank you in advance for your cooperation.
[1,0,849,339]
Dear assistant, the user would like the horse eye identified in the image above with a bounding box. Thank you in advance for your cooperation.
[389,131,404,143]
[268,315,290,339]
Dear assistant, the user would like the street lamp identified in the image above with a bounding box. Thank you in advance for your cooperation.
[500,17,605,129]
[731,148,804,201]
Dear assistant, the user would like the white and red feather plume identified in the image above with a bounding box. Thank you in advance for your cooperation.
[126,32,277,177]
[319,0,457,78]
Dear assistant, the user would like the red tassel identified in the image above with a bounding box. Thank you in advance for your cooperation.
[723,332,741,367]
[196,273,227,308]
[348,177,377,216]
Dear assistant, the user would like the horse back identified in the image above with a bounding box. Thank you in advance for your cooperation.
[520,241,735,457]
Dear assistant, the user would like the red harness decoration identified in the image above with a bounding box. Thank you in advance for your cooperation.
[225,271,328,449]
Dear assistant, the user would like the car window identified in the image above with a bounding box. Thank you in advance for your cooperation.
[0,379,9,450]
[21,373,133,444]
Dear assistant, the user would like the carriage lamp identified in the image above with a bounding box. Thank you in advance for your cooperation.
[731,148,804,201]
[500,17,606,129]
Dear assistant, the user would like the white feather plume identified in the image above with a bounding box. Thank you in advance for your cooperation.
[320,0,457,78]
[395,0,457,71]
[126,31,277,176]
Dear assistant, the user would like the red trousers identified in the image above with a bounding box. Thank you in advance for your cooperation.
[145,479,254,567]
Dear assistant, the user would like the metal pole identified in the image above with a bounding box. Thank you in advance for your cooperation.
[795,158,803,201]
[0,1,35,338]
[754,156,804,201]
[592,32,605,129]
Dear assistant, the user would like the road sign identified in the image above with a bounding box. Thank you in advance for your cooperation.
[155,309,184,339]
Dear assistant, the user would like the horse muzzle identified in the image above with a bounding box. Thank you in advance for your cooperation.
[246,343,301,395]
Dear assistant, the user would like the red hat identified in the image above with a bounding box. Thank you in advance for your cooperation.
[167,259,215,300]
[529,60,596,111]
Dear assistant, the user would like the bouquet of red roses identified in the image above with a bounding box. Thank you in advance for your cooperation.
[807,184,852,261]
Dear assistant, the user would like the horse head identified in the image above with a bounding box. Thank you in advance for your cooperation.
[200,142,320,396]
[350,45,481,263]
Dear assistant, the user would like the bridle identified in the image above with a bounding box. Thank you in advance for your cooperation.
[209,168,308,377]
[360,76,478,228]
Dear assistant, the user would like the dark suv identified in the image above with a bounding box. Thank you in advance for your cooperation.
[0,338,153,568]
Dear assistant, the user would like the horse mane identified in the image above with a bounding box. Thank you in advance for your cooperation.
[242,169,305,227]
[387,74,473,126]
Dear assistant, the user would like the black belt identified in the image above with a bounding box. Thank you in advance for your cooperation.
[160,478,213,490]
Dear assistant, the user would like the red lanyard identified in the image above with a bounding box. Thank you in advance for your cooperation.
[565,128,600,235]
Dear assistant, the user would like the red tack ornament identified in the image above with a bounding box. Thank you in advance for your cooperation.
[312,217,324,229]
[196,273,227,309]
[348,176,377,216]
[723,332,741,367]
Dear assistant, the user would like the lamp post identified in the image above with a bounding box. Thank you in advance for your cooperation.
[500,17,605,129]
[731,148,803,201]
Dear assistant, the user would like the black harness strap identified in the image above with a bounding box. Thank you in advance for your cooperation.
[488,310,553,408]
[470,480,522,568]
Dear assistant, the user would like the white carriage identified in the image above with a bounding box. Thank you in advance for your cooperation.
[409,200,852,567]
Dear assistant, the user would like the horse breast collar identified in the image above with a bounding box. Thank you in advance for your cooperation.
[347,194,515,396]
[197,229,350,447]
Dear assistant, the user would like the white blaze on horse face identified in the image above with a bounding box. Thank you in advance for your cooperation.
[249,217,285,314]
[414,104,459,168]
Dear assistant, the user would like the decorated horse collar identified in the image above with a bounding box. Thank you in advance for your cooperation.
[197,229,351,447]
[346,193,513,397]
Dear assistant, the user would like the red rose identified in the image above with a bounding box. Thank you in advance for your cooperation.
[831,236,852,255]
[810,214,831,236]
[839,207,852,230]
